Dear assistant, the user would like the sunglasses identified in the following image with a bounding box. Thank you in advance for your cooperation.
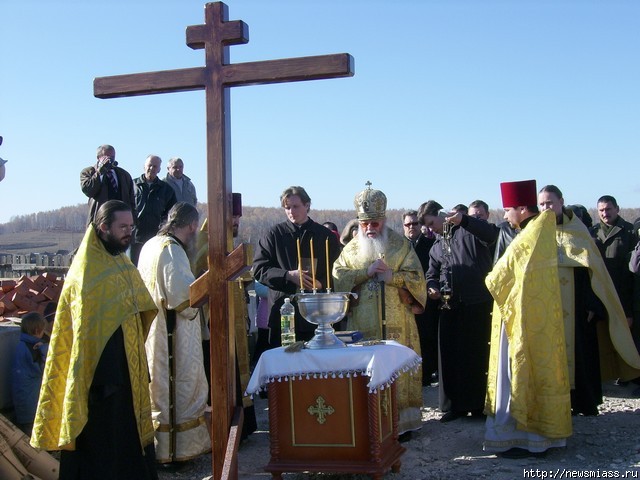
[359,221,380,228]
[404,221,419,227]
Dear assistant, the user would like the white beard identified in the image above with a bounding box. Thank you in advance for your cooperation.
[357,227,388,263]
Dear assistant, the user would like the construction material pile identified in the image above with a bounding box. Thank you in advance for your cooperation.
[0,273,62,320]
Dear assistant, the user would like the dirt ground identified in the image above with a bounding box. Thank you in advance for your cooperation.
[158,380,640,480]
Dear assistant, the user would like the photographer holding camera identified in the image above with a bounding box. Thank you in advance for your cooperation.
[81,144,135,226]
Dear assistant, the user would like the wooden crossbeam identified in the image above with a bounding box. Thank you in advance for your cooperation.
[93,3,353,478]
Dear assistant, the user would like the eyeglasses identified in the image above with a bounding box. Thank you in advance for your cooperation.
[359,221,380,228]
[404,221,419,227]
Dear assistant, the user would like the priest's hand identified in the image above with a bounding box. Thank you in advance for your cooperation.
[367,259,391,282]
[427,287,441,300]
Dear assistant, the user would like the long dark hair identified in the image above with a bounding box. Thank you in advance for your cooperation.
[158,202,199,236]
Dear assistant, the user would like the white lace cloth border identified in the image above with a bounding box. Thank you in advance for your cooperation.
[245,341,421,395]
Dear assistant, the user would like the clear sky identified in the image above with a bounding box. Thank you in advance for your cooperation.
[1,0,639,225]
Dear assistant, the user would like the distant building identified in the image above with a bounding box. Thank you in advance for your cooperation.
[0,251,73,278]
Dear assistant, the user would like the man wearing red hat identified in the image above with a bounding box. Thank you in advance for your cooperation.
[494,180,539,259]
[484,180,640,459]
[484,179,571,458]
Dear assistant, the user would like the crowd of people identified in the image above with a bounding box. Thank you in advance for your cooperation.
[7,145,640,478]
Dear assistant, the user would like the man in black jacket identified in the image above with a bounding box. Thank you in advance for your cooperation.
[80,144,135,226]
[252,186,341,346]
[419,200,496,422]
[591,195,639,382]
[130,155,177,265]
[590,195,638,326]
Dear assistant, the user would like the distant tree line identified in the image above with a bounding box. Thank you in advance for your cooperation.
[2,203,639,253]
[0,205,88,233]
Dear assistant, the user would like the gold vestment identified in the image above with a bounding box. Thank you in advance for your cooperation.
[556,212,640,380]
[31,226,157,451]
[333,228,426,433]
[485,210,572,438]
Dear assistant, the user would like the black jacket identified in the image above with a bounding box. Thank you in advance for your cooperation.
[590,216,638,316]
[80,165,135,226]
[133,176,177,243]
[409,233,435,274]
[426,215,495,305]
[253,218,341,337]
[492,221,518,264]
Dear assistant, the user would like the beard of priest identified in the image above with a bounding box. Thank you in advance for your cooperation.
[356,221,388,263]
[333,183,426,436]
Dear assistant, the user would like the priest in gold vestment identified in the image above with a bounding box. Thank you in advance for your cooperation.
[333,184,426,438]
[484,181,640,459]
[537,185,640,414]
[31,200,159,479]
[484,206,571,457]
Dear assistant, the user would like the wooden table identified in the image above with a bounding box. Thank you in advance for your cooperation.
[246,342,420,479]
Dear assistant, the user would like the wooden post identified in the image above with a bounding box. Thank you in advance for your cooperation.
[93,3,353,479]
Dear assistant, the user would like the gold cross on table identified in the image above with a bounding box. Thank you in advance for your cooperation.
[93,3,353,479]
[307,396,336,425]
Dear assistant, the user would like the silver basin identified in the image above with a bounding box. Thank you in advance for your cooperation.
[293,292,357,349]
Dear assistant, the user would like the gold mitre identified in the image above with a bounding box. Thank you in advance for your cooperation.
[354,181,387,221]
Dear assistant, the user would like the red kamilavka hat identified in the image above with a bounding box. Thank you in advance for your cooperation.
[232,193,242,216]
[500,180,537,208]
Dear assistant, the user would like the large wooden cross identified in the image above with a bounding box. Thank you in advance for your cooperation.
[94,3,353,478]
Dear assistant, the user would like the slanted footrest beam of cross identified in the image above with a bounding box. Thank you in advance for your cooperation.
[190,244,252,309]
[93,3,353,479]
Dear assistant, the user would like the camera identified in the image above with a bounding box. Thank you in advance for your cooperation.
[102,157,118,171]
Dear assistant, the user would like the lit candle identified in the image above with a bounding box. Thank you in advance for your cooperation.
[296,238,303,291]
[325,237,330,291]
[310,238,316,291]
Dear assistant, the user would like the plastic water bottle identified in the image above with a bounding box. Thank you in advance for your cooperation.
[280,297,296,346]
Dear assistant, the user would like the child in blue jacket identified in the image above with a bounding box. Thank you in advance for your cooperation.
[10,311,48,435]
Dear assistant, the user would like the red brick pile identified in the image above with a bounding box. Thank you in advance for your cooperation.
[0,273,63,320]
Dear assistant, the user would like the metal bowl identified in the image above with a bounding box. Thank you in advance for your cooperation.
[293,292,357,349]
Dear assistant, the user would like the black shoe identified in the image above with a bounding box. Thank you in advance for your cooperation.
[398,431,412,443]
[159,461,187,472]
[500,448,547,459]
[440,411,464,423]
[470,409,485,418]
[614,378,629,386]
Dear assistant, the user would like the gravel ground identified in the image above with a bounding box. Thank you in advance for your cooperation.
[159,381,640,480]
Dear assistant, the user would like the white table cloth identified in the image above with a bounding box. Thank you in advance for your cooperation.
[246,340,421,395]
